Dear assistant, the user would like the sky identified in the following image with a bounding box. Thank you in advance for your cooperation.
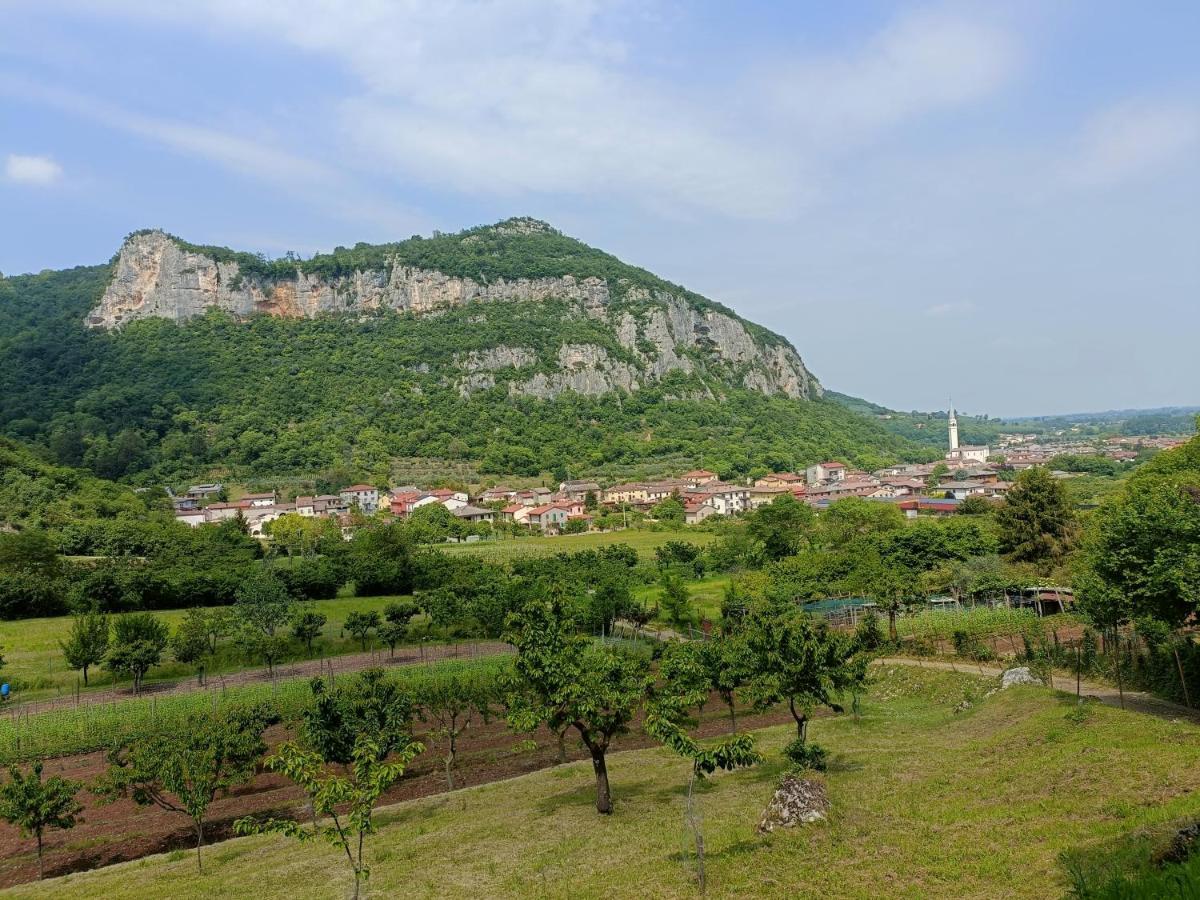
[1,1,1197,417]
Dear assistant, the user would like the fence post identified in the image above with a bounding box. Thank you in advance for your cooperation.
[1174,646,1193,709]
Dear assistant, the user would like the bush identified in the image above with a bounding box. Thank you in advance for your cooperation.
[782,738,827,772]
[854,609,884,650]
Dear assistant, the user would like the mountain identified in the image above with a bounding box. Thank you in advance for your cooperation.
[0,219,935,484]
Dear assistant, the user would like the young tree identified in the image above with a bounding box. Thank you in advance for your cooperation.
[291,610,328,656]
[234,572,295,673]
[236,735,422,900]
[94,705,274,872]
[105,612,169,693]
[505,600,650,814]
[746,494,815,561]
[59,610,109,686]
[659,572,693,629]
[301,668,416,766]
[0,762,82,879]
[383,599,419,627]
[344,610,380,651]
[415,672,495,789]
[995,467,1077,563]
[377,620,406,658]
[170,611,212,685]
[202,607,236,655]
[742,599,864,747]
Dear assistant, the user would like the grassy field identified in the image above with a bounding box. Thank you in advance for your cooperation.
[635,573,731,626]
[440,529,714,562]
[0,595,417,700]
[14,666,1200,899]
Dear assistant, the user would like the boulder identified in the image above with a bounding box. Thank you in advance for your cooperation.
[1000,667,1041,689]
[757,775,829,834]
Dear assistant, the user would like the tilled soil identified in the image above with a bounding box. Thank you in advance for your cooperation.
[0,697,803,888]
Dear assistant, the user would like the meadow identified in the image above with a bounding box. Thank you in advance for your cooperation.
[11,666,1200,899]
[439,529,714,562]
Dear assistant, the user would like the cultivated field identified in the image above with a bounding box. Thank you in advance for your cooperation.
[12,667,1200,899]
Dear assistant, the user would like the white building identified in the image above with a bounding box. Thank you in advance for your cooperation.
[805,462,846,485]
[944,403,990,465]
[339,484,380,514]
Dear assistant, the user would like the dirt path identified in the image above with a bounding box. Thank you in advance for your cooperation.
[9,641,514,718]
[877,656,1200,724]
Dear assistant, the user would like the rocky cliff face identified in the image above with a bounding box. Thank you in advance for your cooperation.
[89,228,822,401]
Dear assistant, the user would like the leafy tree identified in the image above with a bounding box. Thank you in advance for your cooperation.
[505,600,650,813]
[747,494,814,561]
[659,571,693,628]
[301,669,416,765]
[59,610,109,686]
[105,612,169,693]
[995,467,1077,563]
[344,610,381,651]
[234,571,294,673]
[170,609,212,684]
[291,610,327,656]
[0,761,82,879]
[378,620,407,658]
[95,705,273,871]
[415,672,496,789]
[236,736,422,900]
[818,497,903,548]
[852,552,921,643]
[383,599,419,626]
[1081,473,1200,628]
[651,496,685,524]
[926,462,950,490]
[742,599,863,746]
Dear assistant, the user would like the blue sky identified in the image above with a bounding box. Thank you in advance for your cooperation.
[1,1,1197,417]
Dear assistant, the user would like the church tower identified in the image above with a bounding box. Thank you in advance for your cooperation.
[948,401,959,451]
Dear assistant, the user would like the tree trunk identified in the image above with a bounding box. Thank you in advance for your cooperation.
[588,743,613,814]
[888,609,898,643]
[445,731,457,790]
[789,698,808,743]
[195,821,204,872]
[726,696,737,734]
[556,727,567,764]
[36,830,43,880]
[82,665,89,686]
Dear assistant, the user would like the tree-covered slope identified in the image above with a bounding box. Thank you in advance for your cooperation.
[0,221,936,484]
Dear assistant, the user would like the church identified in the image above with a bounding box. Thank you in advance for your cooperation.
[944,404,990,464]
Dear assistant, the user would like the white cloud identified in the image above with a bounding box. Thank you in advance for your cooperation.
[32,2,1020,219]
[4,153,63,185]
[1068,100,1200,188]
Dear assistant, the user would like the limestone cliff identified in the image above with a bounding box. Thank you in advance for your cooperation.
[88,223,822,401]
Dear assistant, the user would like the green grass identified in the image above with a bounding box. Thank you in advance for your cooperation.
[0,595,419,701]
[895,607,1083,646]
[14,666,1200,899]
[0,655,509,764]
[635,573,731,626]
[440,529,714,562]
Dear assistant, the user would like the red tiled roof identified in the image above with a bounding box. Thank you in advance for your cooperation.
[342,484,376,492]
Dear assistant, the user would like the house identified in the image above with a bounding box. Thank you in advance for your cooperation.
[500,504,532,524]
[171,497,200,512]
[514,488,553,506]
[681,469,719,487]
[979,482,1011,498]
[603,482,649,505]
[940,480,985,500]
[755,472,805,488]
[805,462,846,484]
[481,486,515,504]
[185,483,223,500]
[389,491,439,517]
[339,484,380,514]
[684,500,719,525]
[866,484,909,500]
[559,480,601,502]
[747,484,790,509]
[241,491,278,508]
[453,505,495,524]
[202,500,250,523]
[803,479,880,504]
[428,488,469,511]
[685,483,750,516]
[897,498,961,518]
[643,481,687,504]
[526,503,573,533]
[174,509,206,527]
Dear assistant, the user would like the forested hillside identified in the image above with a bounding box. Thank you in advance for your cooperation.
[0,222,935,485]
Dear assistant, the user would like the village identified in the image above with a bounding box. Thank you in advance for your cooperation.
[169,407,1181,539]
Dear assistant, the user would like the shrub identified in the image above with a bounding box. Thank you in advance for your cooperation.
[782,738,827,772]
